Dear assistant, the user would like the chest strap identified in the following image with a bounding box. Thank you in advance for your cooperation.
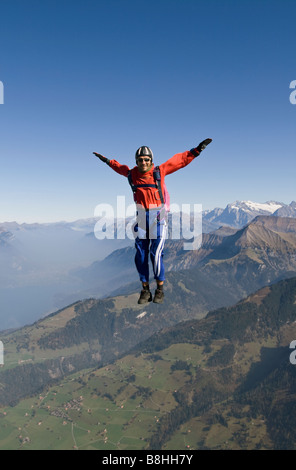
[128,167,164,205]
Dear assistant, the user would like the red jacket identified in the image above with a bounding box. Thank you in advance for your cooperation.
[108,148,199,210]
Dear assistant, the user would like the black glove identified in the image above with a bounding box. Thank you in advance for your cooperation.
[93,152,110,165]
[196,138,212,152]
[190,138,212,157]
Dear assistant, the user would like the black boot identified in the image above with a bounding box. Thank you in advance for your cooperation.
[153,284,164,304]
[138,285,152,304]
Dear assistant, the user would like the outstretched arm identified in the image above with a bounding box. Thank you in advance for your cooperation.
[161,138,212,176]
[93,152,110,165]
[93,152,130,177]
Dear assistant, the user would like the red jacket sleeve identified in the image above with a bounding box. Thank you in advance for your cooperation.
[108,159,130,177]
[159,149,199,176]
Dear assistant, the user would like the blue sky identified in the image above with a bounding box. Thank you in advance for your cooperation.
[0,0,295,223]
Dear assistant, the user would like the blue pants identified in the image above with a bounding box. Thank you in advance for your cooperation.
[134,209,167,283]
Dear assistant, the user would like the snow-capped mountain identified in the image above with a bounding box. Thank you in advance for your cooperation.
[274,201,296,218]
[203,200,286,229]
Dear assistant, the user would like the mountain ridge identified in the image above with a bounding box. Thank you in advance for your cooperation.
[1,199,296,329]
[1,216,296,410]
[203,200,285,228]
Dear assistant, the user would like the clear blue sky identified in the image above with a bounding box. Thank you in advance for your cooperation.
[0,0,295,223]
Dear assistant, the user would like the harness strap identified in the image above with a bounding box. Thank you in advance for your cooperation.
[153,166,164,205]
[127,167,164,205]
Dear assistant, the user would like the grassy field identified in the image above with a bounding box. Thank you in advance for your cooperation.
[0,300,102,372]
[0,333,276,451]
[0,301,291,452]
[0,342,207,450]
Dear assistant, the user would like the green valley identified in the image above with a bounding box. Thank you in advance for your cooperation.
[1,277,296,450]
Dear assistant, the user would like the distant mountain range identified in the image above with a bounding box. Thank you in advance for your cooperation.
[0,218,133,329]
[1,215,296,402]
[1,203,296,448]
[1,199,295,235]
[203,200,296,230]
[0,200,295,329]
[75,215,296,303]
